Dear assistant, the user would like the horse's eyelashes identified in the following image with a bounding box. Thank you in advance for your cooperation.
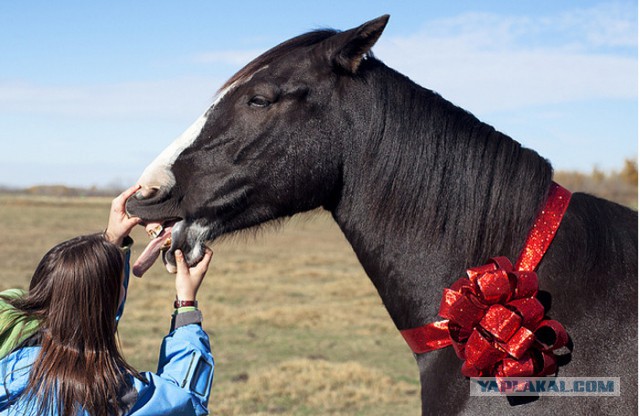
[248,95,271,108]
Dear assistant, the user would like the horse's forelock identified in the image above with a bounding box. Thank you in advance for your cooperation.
[218,29,339,93]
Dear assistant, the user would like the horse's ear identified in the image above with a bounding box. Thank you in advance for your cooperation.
[327,14,390,74]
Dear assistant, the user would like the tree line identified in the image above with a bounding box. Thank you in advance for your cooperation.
[2,159,637,209]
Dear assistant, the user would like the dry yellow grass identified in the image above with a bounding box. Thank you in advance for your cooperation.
[0,194,421,415]
[214,358,417,415]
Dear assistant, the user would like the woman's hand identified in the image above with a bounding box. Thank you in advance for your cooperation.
[175,248,213,301]
[105,184,143,246]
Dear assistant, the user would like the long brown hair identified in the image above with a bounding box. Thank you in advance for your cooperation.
[7,234,141,416]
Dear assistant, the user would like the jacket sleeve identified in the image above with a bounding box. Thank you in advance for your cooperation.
[128,324,214,416]
[0,347,38,412]
[118,237,214,415]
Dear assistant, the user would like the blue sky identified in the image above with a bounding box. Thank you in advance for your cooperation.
[0,1,637,188]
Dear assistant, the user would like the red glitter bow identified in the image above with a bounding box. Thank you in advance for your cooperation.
[438,257,568,377]
[401,182,572,379]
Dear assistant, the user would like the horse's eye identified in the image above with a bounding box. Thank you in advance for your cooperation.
[248,96,271,108]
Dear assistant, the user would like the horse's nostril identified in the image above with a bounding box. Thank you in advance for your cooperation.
[136,187,159,200]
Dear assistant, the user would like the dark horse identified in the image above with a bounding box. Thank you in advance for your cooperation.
[126,16,638,415]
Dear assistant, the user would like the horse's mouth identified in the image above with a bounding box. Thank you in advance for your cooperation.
[132,219,209,277]
[132,220,175,277]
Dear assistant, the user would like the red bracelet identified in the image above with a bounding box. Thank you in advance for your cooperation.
[174,299,198,308]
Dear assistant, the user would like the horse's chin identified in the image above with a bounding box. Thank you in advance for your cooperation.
[163,220,211,272]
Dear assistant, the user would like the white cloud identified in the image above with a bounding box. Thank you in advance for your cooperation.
[374,5,637,115]
[553,2,638,48]
[0,76,223,121]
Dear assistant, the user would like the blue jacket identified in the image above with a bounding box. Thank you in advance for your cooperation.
[0,242,214,415]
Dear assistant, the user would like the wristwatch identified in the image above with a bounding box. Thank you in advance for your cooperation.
[174,299,198,309]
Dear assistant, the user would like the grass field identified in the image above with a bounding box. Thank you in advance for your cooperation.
[0,194,421,415]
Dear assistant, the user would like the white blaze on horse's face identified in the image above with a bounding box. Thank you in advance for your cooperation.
[136,81,240,196]
[136,114,207,195]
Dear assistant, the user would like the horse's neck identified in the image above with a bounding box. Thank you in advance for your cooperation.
[331,78,552,329]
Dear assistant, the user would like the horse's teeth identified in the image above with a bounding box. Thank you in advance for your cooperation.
[146,223,163,239]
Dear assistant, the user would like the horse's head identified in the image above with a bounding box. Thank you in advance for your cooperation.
[126,15,389,274]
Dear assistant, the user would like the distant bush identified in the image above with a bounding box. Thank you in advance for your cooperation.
[19,185,120,198]
[554,158,637,209]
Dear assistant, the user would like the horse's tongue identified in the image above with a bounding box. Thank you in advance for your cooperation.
[132,224,172,277]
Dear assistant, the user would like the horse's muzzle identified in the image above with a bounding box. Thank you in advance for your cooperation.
[125,186,181,223]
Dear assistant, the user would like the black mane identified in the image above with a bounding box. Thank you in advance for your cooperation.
[342,58,553,268]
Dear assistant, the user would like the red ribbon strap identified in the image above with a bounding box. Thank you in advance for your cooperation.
[400,182,572,378]
[515,183,572,271]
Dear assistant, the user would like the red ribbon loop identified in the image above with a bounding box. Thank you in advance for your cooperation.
[401,256,570,378]
[441,257,569,377]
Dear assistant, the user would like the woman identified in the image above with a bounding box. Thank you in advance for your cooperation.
[0,185,214,415]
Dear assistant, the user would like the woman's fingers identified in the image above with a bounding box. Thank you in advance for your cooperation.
[175,250,189,275]
[193,248,213,274]
[112,184,142,211]
[119,184,142,202]
[174,248,213,301]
